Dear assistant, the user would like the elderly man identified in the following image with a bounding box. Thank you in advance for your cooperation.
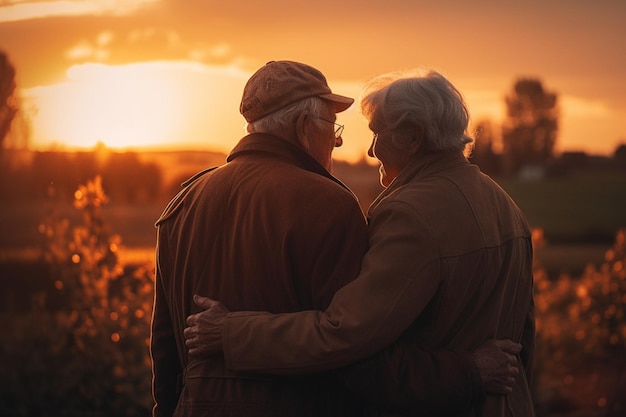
[184,68,535,416]
[151,60,369,417]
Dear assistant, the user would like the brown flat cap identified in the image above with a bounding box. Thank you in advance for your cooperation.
[240,60,354,123]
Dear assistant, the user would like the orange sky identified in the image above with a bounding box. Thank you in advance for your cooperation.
[1,0,625,162]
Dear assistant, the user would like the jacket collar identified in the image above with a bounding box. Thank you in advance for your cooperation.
[227,133,353,193]
[369,150,469,213]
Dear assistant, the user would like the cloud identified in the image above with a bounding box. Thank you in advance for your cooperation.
[65,31,114,61]
[0,0,161,23]
[463,90,507,121]
[560,95,613,118]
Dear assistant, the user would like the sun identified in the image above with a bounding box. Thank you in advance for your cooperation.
[27,62,190,150]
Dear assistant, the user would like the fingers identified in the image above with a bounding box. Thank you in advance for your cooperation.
[184,315,200,353]
[505,372,517,392]
[494,339,522,355]
[184,325,195,345]
[476,339,523,395]
[193,294,218,309]
[184,334,194,349]
[493,371,518,395]
[186,312,197,327]
[183,296,229,358]
[503,362,520,394]
[183,323,194,340]
[506,352,518,365]
[186,295,222,325]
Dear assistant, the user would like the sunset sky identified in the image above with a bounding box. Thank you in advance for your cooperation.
[1,0,625,162]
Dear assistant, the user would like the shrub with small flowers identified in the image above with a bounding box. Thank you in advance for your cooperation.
[0,176,154,416]
[533,229,626,416]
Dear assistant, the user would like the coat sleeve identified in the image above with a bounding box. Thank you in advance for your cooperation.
[223,200,443,373]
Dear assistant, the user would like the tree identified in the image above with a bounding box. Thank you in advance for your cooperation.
[0,50,17,151]
[470,119,501,176]
[614,143,626,167]
[502,78,559,176]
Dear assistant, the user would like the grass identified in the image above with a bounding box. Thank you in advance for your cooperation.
[496,172,626,244]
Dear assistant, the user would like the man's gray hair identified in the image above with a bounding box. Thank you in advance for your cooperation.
[361,69,473,153]
[246,96,330,134]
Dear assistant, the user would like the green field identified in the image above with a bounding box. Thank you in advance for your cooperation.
[495,173,626,244]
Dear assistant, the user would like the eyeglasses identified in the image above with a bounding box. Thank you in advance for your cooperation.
[372,129,390,141]
[317,117,345,139]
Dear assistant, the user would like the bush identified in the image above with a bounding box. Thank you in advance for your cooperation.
[0,176,154,416]
[533,229,626,416]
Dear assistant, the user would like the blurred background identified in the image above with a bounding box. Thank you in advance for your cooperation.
[1,1,625,416]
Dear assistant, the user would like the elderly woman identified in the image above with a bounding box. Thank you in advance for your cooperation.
[185,69,535,417]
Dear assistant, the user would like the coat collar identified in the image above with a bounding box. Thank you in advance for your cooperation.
[369,151,470,213]
[228,133,353,193]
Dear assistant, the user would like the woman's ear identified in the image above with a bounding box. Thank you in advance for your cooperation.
[408,125,425,155]
[295,112,311,151]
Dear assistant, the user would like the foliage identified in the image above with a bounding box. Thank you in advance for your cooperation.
[470,119,501,176]
[0,176,154,416]
[0,149,164,204]
[497,174,626,244]
[533,228,626,416]
[0,50,17,150]
[501,78,559,175]
[101,152,163,203]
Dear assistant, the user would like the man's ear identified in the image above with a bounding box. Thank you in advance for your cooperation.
[295,112,311,151]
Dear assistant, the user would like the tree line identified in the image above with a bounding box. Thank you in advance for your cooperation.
[0,149,164,204]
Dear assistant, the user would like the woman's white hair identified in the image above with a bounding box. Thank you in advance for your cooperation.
[361,69,473,153]
[246,96,330,134]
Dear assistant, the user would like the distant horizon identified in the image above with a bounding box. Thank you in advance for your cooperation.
[13,139,625,161]
[17,136,626,161]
